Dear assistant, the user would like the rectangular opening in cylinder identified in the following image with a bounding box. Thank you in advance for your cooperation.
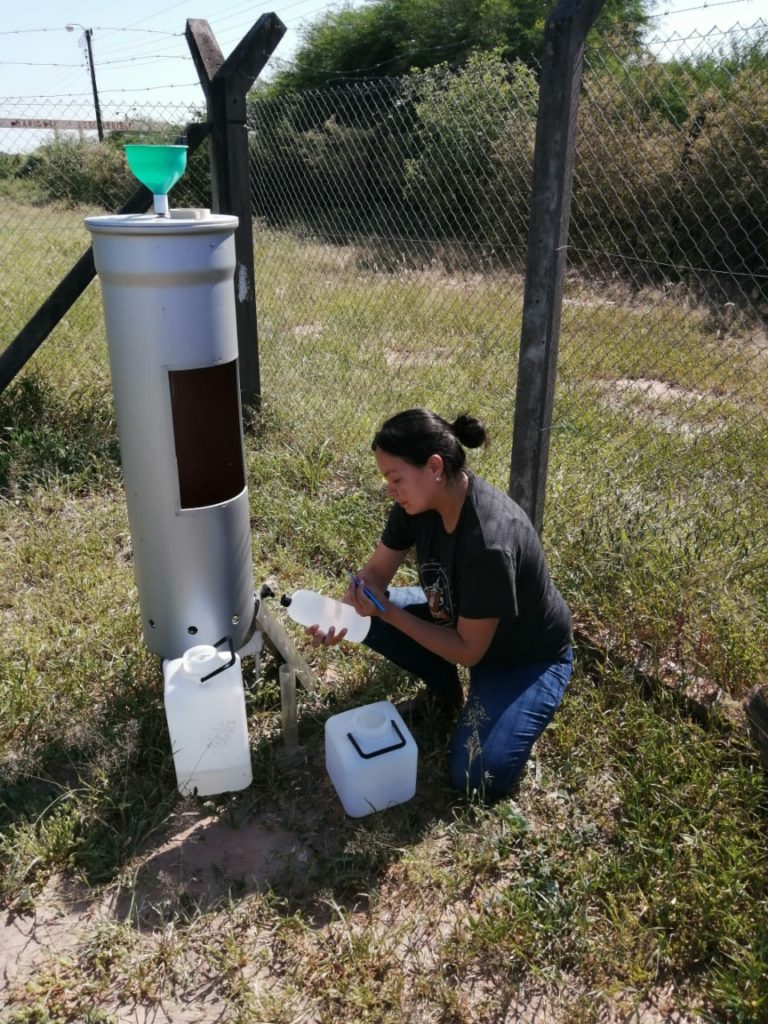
[168,361,245,508]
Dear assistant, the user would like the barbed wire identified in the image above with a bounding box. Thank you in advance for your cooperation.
[0,27,181,37]
[2,8,765,99]
[646,0,760,19]
[262,11,767,78]
[1,56,190,68]
[271,36,486,77]
[0,82,201,99]
[2,16,765,103]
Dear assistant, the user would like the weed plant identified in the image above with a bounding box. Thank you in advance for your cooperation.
[0,221,766,1022]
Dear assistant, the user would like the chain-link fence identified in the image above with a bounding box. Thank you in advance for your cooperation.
[248,24,766,446]
[0,99,210,350]
[0,22,766,694]
[249,57,536,446]
[247,22,767,693]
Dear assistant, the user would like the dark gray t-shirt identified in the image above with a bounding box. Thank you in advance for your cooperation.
[380,473,572,666]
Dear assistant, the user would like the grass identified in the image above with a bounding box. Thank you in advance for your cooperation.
[0,213,766,1022]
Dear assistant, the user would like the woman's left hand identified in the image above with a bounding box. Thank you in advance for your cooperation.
[306,624,348,648]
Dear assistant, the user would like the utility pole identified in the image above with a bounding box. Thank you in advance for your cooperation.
[66,24,103,141]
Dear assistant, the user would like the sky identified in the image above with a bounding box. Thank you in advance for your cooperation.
[0,0,765,149]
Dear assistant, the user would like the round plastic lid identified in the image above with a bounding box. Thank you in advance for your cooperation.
[181,644,220,677]
[85,211,238,235]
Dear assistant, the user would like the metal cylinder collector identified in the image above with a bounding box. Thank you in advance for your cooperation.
[86,210,255,659]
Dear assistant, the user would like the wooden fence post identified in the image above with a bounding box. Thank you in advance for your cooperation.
[509,0,606,534]
[186,15,286,414]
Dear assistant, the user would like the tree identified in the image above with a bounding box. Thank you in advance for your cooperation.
[268,0,650,94]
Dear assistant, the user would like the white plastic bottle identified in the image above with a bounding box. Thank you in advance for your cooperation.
[283,589,371,643]
[162,640,253,796]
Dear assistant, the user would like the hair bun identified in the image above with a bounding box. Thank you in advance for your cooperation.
[451,414,487,449]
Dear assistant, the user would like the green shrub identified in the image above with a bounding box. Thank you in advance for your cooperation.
[250,80,408,237]
[572,73,684,273]
[572,53,767,290]
[0,152,25,180]
[404,52,537,253]
[679,64,768,280]
[22,139,134,210]
[17,132,211,214]
[250,47,766,290]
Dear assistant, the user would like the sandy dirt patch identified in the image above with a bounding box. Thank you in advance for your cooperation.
[108,812,309,919]
[1,812,307,1018]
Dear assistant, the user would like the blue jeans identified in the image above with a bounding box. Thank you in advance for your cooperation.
[364,596,573,801]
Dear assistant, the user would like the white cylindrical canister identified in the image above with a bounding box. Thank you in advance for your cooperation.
[163,639,253,796]
[85,210,255,658]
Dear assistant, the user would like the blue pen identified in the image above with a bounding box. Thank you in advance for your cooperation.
[348,571,386,613]
[362,585,386,613]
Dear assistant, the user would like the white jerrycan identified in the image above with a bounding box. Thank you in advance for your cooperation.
[283,589,370,642]
[163,637,253,797]
[325,701,418,817]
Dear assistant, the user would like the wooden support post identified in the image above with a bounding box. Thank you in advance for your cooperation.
[255,597,316,692]
[746,685,768,770]
[509,0,606,535]
[0,122,210,396]
[186,15,286,414]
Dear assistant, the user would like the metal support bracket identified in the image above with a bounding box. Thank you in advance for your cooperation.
[237,586,316,692]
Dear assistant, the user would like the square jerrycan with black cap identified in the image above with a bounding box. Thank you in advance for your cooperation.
[325,700,418,817]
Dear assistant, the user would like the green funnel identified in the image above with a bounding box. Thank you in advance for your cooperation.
[125,144,188,217]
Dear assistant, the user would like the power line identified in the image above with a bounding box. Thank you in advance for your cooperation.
[121,0,201,31]
[2,61,83,68]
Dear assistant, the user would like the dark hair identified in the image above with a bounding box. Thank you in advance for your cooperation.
[371,408,488,479]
